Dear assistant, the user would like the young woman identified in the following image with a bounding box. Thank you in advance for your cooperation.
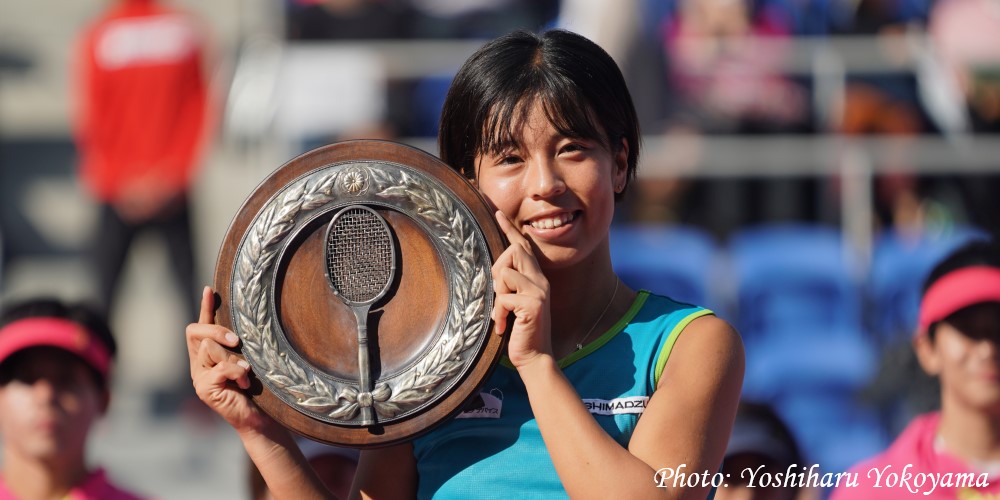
[0,299,144,499]
[832,240,1000,499]
[186,29,744,499]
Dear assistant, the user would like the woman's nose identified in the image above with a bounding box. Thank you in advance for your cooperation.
[527,157,566,199]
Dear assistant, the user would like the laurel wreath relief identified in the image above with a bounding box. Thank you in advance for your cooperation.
[231,164,490,425]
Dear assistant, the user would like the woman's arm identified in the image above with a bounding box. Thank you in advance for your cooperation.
[631,315,744,496]
[520,315,743,499]
[491,210,744,498]
[187,286,334,499]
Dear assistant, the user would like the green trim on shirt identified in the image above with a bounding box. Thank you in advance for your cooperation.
[559,291,649,369]
[653,308,714,387]
[499,291,650,371]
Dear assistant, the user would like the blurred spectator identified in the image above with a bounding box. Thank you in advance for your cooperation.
[928,0,1000,238]
[72,0,214,412]
[640,0,815,236]
[0,298,145,499]
[662,0,807,133]
[716,401,812,500]
[248,437,359,500]
[73,0,211,317]
[832,240,1000,499]
[929,0,1000,131]
[832,0,934,233]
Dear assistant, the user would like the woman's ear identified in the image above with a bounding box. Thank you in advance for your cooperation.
[613,137,629,194]
[469,161,480,188]
[913,333,941,376]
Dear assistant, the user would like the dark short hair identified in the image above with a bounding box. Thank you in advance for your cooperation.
[0,298,117,387]
[921,239,1000,338]
[438,29,640,201]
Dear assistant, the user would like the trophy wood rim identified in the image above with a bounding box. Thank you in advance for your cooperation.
[213,140,508,448]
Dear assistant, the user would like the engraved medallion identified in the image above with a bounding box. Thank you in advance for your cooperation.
[213,140,507,447]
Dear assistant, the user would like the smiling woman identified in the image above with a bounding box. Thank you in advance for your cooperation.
[832,239,1000,500]
[185,29,744,500]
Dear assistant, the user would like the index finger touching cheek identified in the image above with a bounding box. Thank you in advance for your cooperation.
[495,210,531,254]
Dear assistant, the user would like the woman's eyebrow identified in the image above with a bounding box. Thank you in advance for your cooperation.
[485,139,519,155]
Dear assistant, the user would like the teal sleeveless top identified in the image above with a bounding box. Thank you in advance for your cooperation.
[412,291,714,499]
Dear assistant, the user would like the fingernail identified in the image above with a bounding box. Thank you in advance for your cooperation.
[237,360,250,369]
[203,285,211,295]
[225,332,239,344]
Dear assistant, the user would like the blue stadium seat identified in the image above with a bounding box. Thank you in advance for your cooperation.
[730,224,885,473]
[609,224,721,310]
[742,325,886,478]
[730,223,863,346]
[741,326,877,400]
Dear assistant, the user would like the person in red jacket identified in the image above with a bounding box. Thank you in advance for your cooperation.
[73,0,211,318]
[72,0,213,414]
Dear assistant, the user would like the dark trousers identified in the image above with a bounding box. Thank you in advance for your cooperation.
[89,198,198,322]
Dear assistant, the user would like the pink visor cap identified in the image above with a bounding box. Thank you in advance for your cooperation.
[0,317,112,380]
[917,266,1000,334]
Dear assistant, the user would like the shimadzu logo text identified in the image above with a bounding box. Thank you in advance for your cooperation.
[582,396,649,416]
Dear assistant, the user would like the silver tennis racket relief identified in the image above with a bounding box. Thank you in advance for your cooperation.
[325,205,396,426]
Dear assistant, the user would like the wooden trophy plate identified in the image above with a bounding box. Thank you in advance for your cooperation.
[213,140,507,448]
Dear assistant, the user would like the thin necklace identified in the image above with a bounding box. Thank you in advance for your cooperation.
[575,278,621,351]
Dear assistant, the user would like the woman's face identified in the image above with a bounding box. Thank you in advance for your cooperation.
[917,303,1000,411]
[473,100,628,270]
[0,348,105,462]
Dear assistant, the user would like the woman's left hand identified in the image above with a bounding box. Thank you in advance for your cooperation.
[491,210,553,368]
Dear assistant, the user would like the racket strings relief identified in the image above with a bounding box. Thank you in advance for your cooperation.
[325,205,397,426]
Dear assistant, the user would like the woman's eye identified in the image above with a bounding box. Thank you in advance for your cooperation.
[498,155,522,165]
[559,143,588,156]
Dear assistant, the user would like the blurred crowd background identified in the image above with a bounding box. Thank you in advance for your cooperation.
[1,0,999,498]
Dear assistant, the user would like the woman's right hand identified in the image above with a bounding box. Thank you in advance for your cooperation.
[186,286,270,432]
[188,287,335,498]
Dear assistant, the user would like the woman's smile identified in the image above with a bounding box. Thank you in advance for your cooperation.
[523,210,582,242]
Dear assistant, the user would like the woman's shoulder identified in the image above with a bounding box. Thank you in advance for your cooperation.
[633,291,742,388]
[668,314,743,367]
[634,292,736,342]
[635,291,711,322]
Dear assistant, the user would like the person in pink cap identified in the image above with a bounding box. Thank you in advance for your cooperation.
[0,299,145,500]
[832,239,1000,499]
